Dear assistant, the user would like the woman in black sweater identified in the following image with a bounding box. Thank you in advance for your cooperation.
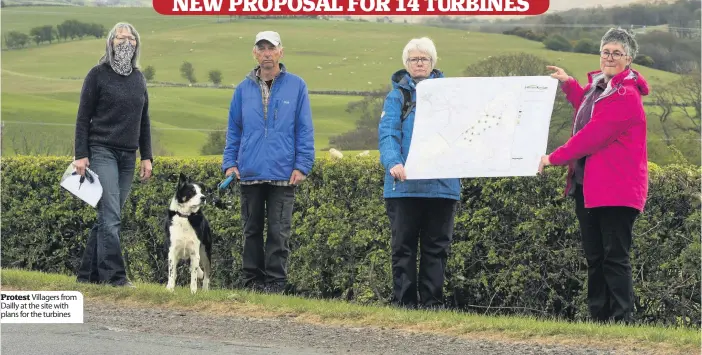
[73,22,153,287]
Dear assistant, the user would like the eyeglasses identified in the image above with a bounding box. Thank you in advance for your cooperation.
[407,57,431,64]
[600,51,626,60]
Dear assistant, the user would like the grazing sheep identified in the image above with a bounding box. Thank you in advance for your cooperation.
[329,148,343,159]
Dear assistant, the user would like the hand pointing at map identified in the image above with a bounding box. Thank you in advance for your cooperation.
[546,66,569,82]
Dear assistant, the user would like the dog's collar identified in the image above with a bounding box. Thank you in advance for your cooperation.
[175,211,191,218]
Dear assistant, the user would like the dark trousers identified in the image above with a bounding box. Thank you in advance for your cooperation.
[574,184,639,323]
[240,183,295,288]
[385,197,457,308]
[76,145,135,286]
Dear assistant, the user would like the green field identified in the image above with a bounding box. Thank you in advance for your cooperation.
[1,7,679,89]
[0,6,689,158]
[1,71,359,156]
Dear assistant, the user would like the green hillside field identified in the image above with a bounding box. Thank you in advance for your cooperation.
[1,6,691,161]
[1,71,360,156]
[1,7,679,89]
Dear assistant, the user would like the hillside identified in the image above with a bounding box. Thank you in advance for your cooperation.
[1,7,679,89]
[0,6,694,164]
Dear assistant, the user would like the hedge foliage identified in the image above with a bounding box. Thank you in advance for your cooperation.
[1,156,699,327]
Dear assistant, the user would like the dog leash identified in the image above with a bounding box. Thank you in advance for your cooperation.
[212,174,237,209]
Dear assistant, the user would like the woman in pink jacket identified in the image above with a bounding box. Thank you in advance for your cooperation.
[539,27,649,324]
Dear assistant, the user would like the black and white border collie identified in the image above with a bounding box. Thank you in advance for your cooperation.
[165,173,212,294]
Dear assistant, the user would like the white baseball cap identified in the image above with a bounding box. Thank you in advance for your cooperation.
[254,31,281,47]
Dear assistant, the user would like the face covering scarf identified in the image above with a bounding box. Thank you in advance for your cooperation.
[111,40,135,76]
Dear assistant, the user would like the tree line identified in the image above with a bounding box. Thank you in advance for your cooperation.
[422,0,701,75]
[178,61,223,87]
[502,28,659,68]
[465,0,701,38]
[4,19,107,49]
[497,0,701,37]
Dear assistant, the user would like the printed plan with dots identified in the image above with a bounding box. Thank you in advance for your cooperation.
[403,76,558,179]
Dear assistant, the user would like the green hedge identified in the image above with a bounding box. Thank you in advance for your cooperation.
[1,156,699,327]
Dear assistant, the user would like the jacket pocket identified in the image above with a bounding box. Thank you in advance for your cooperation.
[285,134,295,163]
[269,132,294,179]
[273,98,297,133]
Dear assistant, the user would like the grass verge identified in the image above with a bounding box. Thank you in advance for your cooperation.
[2,268,699,355]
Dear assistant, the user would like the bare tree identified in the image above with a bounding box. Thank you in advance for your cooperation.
[672,70,701,133]
[650,86,677,143]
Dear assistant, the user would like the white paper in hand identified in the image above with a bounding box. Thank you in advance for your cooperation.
[59,163,103,208]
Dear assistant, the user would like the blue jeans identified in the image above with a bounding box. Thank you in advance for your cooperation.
[76,145,136,285]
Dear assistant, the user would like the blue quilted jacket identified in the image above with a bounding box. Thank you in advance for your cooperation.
[378,69,461,200]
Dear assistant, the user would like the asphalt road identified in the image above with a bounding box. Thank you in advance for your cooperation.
[0,300,623,355]
[1,323,322,355]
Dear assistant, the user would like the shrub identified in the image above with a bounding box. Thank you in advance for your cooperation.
[544,34,573,52]
[200,130,226,155]
[1,156,699,327]
[208,69,222,85]
[574,39,599,55]
[143,65,155,81]
[180,61,196,84]
[503,27,547,42]
[634,54,655,67]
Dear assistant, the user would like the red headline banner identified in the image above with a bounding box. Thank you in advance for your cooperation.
[153,0,549,16]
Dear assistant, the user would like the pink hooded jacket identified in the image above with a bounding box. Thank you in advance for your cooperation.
[549,68,650,212]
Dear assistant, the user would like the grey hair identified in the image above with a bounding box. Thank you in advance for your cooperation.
[402,37,437,70]
[98,22,141,69]
[600,27,638,59]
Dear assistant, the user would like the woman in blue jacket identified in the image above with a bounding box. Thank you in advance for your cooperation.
[378,37,461,309]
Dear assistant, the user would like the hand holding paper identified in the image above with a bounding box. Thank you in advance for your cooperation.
[60,163,103,208]
[72,157,89,176]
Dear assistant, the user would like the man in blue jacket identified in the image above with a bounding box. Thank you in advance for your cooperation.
[379,37,460,309]
[222,30,315,294]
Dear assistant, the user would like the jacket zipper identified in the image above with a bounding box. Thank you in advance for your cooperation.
[263,78,276,139]
[261,85,268,138]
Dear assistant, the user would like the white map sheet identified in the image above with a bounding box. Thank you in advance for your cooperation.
[403,76,558,179]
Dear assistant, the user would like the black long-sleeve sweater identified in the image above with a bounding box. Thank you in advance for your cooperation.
[74,63,153,161]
